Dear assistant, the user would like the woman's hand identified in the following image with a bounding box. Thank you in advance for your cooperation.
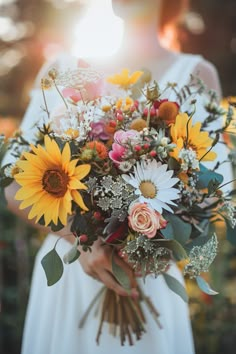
[78,238,138,297]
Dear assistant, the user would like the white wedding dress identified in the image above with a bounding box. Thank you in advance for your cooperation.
[5,52,232,354]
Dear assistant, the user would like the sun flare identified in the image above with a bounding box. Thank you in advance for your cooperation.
[71,0,124,59]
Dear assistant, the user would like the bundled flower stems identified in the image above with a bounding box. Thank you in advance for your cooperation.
[79,285,162,346]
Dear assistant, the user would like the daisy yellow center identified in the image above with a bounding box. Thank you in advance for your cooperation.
[42,169,69,197]
[139,181,157,199]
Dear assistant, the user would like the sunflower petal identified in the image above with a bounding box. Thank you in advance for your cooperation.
[74,164,91,180]
[71,190,88,211]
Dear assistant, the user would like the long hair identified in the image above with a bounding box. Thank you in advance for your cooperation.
[159,0,189,51]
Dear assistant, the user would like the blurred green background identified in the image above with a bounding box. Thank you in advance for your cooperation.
[0,1,236,353]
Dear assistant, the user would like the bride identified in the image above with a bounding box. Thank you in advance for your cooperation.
[4,0,231,353]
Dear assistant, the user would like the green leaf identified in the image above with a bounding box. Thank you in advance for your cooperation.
[163,273,188,303]
[161,213,192,245]
[207,179,221,195]
[111,251,130,290]
[196,164,223,189]
[225,219,236,246]
[167,240,188,261]
[41,249,64,286]
[196,276,218,295]
[190,219,210,239]
[161,221,174,239]
[167,157,180,171]
[50,219,64,232]
[184,234,213,254]
[155,239,187,261]
[63,238,81,264]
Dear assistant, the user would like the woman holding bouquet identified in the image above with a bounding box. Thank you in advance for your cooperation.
[3,0,232,353]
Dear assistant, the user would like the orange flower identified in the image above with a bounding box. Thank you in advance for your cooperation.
[85,141,108,160]
[157,101,179,125]
[105,122,116,135]
[130,118,147,131]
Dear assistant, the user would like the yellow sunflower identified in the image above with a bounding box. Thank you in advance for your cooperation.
[14,135,91,226]
[107,68,143,90]
[170,113,217,162]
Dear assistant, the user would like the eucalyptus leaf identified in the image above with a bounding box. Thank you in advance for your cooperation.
[63,238,80,264]
[162,213,191,245]
[184,234,213,254]
[191,219,209,239]
[167,240,188,261]
[161,222,174,239]
[163,273,188,303]
[41,249,64,286]
[196,164,223,189]
[156,239,187,261]
[111,251,130,290]
[196,276,218,295]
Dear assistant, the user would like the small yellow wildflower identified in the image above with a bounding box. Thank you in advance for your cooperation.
[107,68,143,90]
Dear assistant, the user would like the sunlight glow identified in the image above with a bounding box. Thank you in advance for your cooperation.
[71,0,124,59]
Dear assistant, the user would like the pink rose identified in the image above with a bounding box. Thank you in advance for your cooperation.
[114,129,139,146]
[128,203,167,238]
[109,129,139,164]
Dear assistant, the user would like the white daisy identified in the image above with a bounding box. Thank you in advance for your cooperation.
[122,159,179,213]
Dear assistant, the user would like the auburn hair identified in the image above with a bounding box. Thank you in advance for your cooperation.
[159,0,189,50]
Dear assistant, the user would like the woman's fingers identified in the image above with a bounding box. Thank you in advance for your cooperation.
[79,238,138,296]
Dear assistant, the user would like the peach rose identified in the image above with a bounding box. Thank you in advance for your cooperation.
[128,203,167,238]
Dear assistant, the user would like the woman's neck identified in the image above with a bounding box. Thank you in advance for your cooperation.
[120,21,165,61]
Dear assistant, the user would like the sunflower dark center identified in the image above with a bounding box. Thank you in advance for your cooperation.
[42,169,69,197]
[139,181,157,199]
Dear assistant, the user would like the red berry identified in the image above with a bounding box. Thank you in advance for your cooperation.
[130,105,136,112]
[79,234,88,243]
[117,113,123,121]
[109,120,117,128]
[134,145,141,151]
[150,107,157,116]
[93,211,102,220]
[143,107,148,116]
[143,143,150,149]
[150,151,157,157]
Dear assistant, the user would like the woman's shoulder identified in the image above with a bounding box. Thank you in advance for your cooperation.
[173,52,221,95]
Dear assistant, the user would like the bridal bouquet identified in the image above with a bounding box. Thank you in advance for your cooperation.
[1,62,236,345]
